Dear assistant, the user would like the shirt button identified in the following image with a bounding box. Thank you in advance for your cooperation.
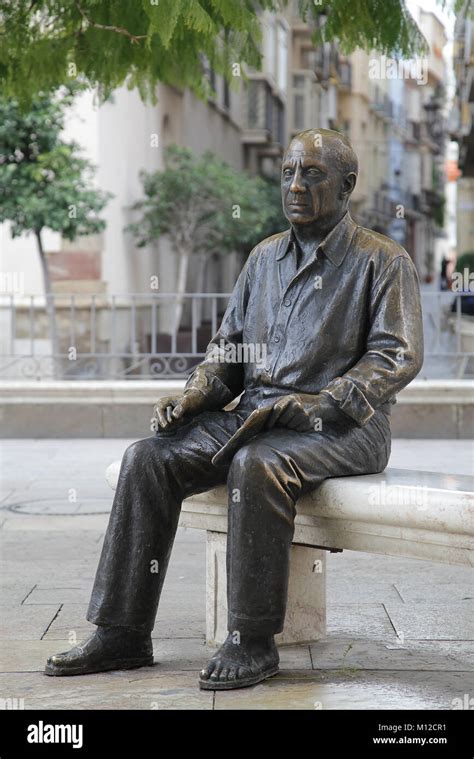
[274,336,280,343]
[284,299,291,307]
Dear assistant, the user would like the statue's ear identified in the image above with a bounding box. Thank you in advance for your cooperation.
[341,172,357,197]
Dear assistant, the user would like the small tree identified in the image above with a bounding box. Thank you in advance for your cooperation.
[127,144,286,333]
[0,91,112,354]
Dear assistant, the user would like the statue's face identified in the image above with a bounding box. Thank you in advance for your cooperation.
[281,134,350,227]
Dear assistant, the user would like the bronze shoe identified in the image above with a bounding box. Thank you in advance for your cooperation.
[44,626,154,676]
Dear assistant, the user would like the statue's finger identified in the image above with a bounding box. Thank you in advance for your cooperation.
[172,403,184,419]
[299,410,314,430]
[267,401,286,428]
[156,404,168,428]
[277,407,297,427]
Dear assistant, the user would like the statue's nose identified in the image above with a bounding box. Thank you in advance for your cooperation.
[289,172,305,194]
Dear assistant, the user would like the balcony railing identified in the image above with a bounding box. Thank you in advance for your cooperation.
[0,292,472,380]
[338,61,352,89]
[242,78,285,146]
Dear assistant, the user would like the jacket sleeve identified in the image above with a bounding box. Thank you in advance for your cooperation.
[320,255,424,425]
[183,250,256,409]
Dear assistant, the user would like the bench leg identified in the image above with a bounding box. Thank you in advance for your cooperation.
[205,531,327,646]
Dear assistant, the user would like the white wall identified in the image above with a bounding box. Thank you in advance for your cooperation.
[97,87,163,295]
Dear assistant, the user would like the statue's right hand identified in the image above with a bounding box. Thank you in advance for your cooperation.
[151,390,205,431]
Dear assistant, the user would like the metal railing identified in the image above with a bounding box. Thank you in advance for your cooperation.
[0,293,229,380]
[0,291,473,380]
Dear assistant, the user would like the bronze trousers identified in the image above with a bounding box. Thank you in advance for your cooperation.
[87,408,391,636]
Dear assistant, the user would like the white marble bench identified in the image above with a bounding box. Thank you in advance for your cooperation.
[106,461,474,646]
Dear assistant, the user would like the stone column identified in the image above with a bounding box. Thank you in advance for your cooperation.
[205,530,327,646]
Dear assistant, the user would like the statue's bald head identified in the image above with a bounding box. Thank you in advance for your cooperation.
[285,129,359,181]
[281,128,358,228]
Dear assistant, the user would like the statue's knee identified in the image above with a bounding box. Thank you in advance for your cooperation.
[121,437,157,472]
[229,442,277,484]
[229,441,301,504]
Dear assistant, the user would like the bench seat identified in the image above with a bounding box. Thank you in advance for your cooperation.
[106,461,474,645]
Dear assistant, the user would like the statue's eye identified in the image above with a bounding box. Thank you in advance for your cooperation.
[283,168,293,177]
[306,168,320,176]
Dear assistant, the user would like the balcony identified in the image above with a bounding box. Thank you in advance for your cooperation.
[312,45,330,83]
[338,60,352,90]
[291,71,317,134]
[241,78,285,147]
[406,121,422,144]
[370,89,394,120]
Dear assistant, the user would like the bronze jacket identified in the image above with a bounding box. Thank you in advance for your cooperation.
[184,212,424,426]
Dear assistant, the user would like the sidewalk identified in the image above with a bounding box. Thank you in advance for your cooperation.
[0,438,473,710]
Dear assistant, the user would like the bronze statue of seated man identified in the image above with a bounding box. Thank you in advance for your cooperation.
[45,129,423,690]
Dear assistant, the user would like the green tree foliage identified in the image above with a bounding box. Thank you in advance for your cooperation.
[127,144,287,331]
[455,251,474,275]
[1,0,463,104]
[0,91,112,350]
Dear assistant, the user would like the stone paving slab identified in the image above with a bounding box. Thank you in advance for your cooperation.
[0,672,213,710]
[213,670,472,710]
[325,579,404,603]
[0,563,98,587]
[327,551,474,581]
[1,481,112,496]
[43,603,208,641]
[2,515,109,531]
[0,490,14,506]
[40,605,95,641]
[327,604,398,640]
[22,587,94,606]
[2,500,111,517]
[384,603,474,641]
[0,585,36,606]
[0,606,61,641]
[309,638,474,671]
[393,581,474,603]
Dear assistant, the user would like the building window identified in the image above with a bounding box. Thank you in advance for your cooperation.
[247,80,271,131]
[276,100,284,144]
[265,87,273,132]
[248,80,259,129]
[209,67,216,95]
[294,93,305,131]
[264,18,276,79]
[277,22,288,92]
[223,79,230,110]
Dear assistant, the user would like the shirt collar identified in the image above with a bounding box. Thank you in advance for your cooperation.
[276,211,357,267]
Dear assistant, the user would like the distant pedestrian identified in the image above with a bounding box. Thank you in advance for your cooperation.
[440,256,449,291]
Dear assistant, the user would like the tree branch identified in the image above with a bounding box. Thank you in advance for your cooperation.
[75,1,147,44]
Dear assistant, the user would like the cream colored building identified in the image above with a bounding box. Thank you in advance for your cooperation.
[451,12,474,258]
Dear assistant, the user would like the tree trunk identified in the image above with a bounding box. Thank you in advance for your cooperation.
[35,229,59,359]
[173,246,191,335]
[195,253,208,324]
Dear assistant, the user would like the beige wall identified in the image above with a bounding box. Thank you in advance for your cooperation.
[457,178,474,256]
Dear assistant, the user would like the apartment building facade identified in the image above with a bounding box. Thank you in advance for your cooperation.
[451,9,474,258]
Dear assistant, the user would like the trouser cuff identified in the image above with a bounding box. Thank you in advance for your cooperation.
[86,606,154,635]
[228,611,284,637]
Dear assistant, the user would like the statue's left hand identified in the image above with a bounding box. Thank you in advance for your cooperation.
[266,393,342,432]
